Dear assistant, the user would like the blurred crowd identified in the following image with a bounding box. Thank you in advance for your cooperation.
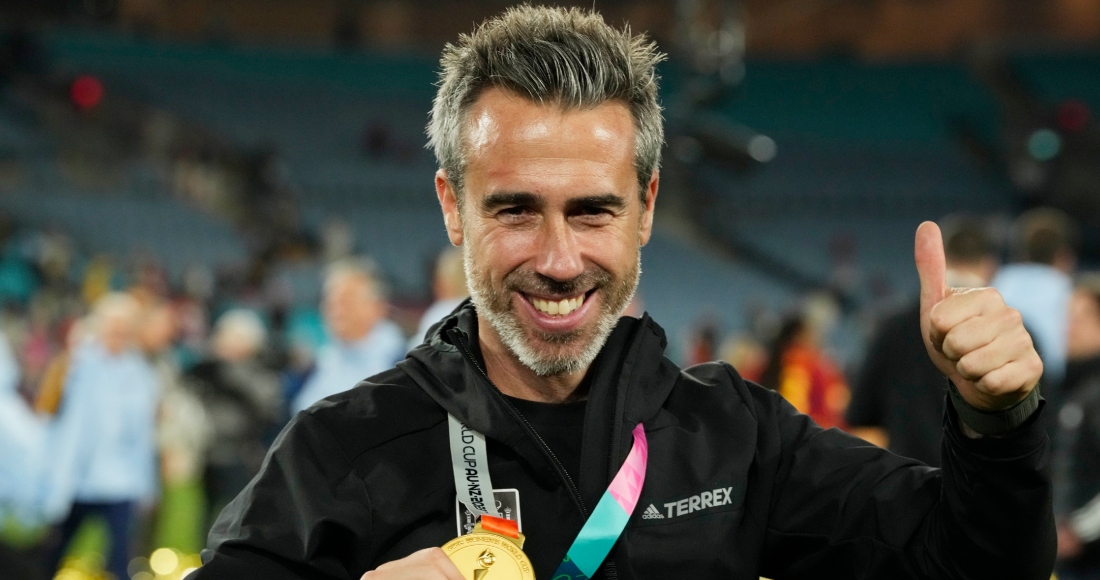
[0,204,1097,579]
[0,213,468,579]
[715,207,1096,578]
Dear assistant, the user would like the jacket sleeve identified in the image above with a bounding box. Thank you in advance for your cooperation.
[759,387,1055,579]
[194,411,373,580]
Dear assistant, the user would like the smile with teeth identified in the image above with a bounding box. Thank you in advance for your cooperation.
[528,293,586,317]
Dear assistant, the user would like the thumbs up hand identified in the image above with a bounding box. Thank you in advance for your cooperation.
[915,222,1042,411]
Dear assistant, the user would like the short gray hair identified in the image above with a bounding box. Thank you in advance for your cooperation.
[427,4,666,204]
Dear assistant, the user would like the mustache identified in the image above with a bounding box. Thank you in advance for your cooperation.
[503,268,612,296]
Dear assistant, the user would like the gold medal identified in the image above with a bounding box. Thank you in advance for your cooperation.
[442,520,536,580]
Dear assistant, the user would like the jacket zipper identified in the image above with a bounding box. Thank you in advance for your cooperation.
[453,332,590,518]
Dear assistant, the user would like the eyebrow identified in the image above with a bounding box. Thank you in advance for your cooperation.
[479,192,628,213]
[481,192,541,212]
[566,194,627,212]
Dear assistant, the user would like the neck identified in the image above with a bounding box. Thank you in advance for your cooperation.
[477,313,588,404]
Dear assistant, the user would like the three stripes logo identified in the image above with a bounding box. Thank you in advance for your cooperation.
[641,504,665,520]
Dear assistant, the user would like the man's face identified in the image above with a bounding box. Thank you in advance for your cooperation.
[436,88,657,376]
[323,273,383,343]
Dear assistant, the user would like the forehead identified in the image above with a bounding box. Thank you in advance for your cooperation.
[462,88,636,196]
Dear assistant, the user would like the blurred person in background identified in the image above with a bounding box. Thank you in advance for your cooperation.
[183,309,280,534]
[409,246,468,350]
[1052,276,1100,578]
[136,301,196,556]
[846,216,998,464]
[42,292,159,580]
[993,207,1078,394]
[32,318,83,416]
[755,311,849,430]
[290,259,405,414]
[148,301,208,487]
[0,327,47,579]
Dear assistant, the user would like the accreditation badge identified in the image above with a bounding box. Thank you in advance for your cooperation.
[442,515,535,580]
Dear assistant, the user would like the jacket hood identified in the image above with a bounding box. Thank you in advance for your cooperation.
[400,299,679,508]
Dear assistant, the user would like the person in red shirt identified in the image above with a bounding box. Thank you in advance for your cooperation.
[753,315,850,429]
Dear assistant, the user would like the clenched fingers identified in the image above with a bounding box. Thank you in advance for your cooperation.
[939,306,1026,362]
[975,358,1043,400]
[928,287,1007,352]
[953,329,1036,384]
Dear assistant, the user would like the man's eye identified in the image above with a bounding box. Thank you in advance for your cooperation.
[498,207,533,222]
[574,207,613,222]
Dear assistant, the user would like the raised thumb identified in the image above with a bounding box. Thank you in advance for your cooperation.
[915,221,947,318]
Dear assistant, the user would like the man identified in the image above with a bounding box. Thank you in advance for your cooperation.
[290,259,406,414]
[43,293,159,580]
[185,309,281,533]
[846,215,998,465]
[196,7,1053,579]
[993,207,1078,389]
[1051,277,1100,579]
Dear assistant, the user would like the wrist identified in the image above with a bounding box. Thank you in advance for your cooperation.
[947,381,1040,437]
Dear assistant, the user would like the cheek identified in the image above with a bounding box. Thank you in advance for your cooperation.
[474,228,536,273]
[580,228,637,270]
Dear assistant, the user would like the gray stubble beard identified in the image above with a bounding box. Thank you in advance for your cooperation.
[464,244,641,377]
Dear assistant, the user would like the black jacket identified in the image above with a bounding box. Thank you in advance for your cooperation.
[845,301,946,467]
[196,304,1055,579]
[1053,356,1100,570]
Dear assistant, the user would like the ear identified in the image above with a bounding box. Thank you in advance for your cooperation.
[638,170,659,247]
[436,169,464,246]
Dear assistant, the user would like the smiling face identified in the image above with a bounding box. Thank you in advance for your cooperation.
[437,88,657,377]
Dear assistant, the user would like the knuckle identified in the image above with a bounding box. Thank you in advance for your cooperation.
[1015,329,1034,353]
[1030,353,1045,376]
[1005,308,1023,327]
[980,376,1005,394]
[942,334,962,359]
[930,307,949,332]
[979,287,1005,305]
[957,357,979,379]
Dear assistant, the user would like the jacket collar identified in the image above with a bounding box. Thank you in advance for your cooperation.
[401,299,677,508]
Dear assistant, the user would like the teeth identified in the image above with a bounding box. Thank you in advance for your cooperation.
[530,293,586,317]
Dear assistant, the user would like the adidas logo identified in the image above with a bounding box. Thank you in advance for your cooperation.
[641,504,665,519]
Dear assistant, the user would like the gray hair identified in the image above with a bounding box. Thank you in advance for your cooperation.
[427,4,666,204]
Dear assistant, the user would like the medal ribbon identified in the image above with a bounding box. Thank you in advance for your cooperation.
[448,418,648,579]
[551,423,648,580]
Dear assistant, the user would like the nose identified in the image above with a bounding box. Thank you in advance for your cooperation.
[534,215,585,283]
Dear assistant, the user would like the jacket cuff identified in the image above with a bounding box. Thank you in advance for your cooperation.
[947,381,1041,437]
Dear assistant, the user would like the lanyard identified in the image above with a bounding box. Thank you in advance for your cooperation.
[448,415,648,580]
[448,414,501,517]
